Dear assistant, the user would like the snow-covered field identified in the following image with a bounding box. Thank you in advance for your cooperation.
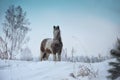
[0,59,114,80]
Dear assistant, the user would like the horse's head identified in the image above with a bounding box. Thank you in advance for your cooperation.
[53,25,61,40]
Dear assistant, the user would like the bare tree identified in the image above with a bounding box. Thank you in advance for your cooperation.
[2,5,30,59]
[0,37,8,59]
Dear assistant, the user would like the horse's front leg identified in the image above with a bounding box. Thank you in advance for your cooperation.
[58,50,62,61]
[53,54,56,61]
[58,53,61,61]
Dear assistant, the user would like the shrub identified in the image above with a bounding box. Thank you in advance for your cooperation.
[70,64,98,80]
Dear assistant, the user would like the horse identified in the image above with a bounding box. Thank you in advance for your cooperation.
[40,25,63,61]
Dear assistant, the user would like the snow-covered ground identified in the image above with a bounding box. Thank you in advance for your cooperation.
[0,59,114,80]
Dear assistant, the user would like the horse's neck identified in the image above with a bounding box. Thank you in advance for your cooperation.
[53,35,62,43]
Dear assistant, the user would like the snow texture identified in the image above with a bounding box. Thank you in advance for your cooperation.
[0,59,114,80]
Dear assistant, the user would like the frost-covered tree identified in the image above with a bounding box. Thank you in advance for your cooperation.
[108,38,120,80]
[2,5,30,59]
[71,47,75,62]
[0,37,8,59]
[20,47,33,61]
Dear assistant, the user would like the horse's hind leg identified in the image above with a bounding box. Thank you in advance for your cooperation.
[40,51,44,61]
[46,53,50,60]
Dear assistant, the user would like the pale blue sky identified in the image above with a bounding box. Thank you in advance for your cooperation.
[0,0,120,57]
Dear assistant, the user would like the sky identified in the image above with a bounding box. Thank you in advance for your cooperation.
[0,0,120,58]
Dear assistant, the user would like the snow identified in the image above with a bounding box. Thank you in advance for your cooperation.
[0,59,114,80]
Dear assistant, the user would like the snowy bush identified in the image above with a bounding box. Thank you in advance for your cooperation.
[61,48,112,63]
[47,54,112,62]
[77,65,98,78]
[0,51,8,59]
[70,64,98,80]
[20,47,33,61]
[62,55,112,63]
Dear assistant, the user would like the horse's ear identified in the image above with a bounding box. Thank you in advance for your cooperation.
[117,38,120,44]
[53,26,55,29]
[57,25,59,29]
